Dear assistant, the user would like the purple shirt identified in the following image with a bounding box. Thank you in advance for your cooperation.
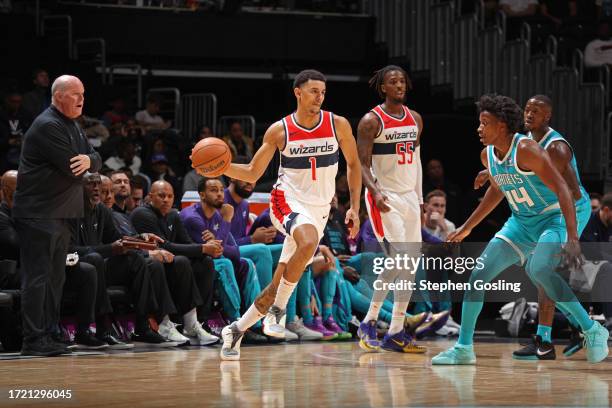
[249,208,285,244]
[179,202,240,264]
[224,188,252,246]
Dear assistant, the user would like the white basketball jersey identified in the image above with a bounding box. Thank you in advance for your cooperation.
[370,104,419,194]
[272,110,339,207]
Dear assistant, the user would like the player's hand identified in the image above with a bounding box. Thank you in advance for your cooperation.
[561,238,584,270]
[111,240,127,255]
[220,203,234,222]
[373,192,391,213]
[202,240,223,258]
[202,230,216,243]
[70,154,91,176]
[318,245,336,268]
[310,294,320,316]
[447,225,472,243]
[474,169,489,190]
[343,266,360,284]
[252,227,276,244]
[140,233,164,243]
[345,208,360,239]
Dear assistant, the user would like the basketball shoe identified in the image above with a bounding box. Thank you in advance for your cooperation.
[380,329,426,353]
[431,344,476,365]
[512,335,555,360]
[220,323,244,361]
[262,305,286,338]
[358,320,381,351]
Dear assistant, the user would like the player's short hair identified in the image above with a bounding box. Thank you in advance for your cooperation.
[368,65,412,99]
[293,69,327,89]
[529,94,553,110]
[601,192,612,210]
[476,94,523,134]
[425,189,447,203]
[197,177,224,192]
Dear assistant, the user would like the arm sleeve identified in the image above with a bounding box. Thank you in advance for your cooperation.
[415,145,423,205]
[236,235,252,246]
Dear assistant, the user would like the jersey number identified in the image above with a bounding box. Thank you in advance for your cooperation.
[396,142,414,165]
[309,157,317,181]
[504,187,535,212]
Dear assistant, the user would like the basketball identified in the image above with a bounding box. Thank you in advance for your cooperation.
[190,137,231,177]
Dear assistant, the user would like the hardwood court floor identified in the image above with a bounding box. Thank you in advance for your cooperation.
[0,339,610,407]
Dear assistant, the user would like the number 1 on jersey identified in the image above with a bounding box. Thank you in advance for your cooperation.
[309,157,317,180]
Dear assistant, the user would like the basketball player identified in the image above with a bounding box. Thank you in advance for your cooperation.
[473,95,592,360]
[212,69,362,360]
[431,94,609,365]
[356,65,426,353]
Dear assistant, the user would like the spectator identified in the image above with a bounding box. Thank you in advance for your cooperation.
[22,68,50,118]
[223,121,254,161]
[225,177,280,288]
[540,0,577,27]
[180,177,269,342]
[596,0,612,19]
[146,153,179,200]
[130,180,219,344]
[129,176,146,210]
[423,159,462,224]
[585,21,612,68]
[13,75,101,357]
[76,115,110,148]
[104,140,143,175]
[590,192,603,212]
[0,170,19,261]
[135,94,170,130]
[0,90,31,172]
[423,190,456,241]
[101,96,130,128]
[499,0,538,16]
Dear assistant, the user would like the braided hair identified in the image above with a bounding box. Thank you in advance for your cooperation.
[368,65,412,99]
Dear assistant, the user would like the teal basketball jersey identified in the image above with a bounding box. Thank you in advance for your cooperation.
[487,133,560,216]
[528,128,589,204]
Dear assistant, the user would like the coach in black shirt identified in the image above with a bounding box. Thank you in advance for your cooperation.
[12,75,101,356]
[131,180,216,325]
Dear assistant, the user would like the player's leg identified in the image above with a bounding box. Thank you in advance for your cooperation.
[380,192,425,353]
[432,237,522,365]
[526,227,609,363]
[220,223,318,360]
[512,285,557,360]
[238,243,274,288]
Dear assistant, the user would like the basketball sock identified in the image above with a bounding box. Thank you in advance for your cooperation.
[557,301,594,332]
[364,302,382,323]
[320,270,338,320]
[235,304,265,332]
[272,277,298,310]
[183,308,198,330]
[537,324,552,343]
[389,302,409,335]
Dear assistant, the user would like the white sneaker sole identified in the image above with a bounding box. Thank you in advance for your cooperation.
[263,324,286,338]
[189,336,220,346]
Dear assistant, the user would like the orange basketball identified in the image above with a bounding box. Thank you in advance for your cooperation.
[190,137,231,177]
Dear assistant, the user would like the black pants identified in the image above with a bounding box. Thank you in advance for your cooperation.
[163,255,203,316]
[191,256,215,321]
[64,262,97,332]
[591,262,612,318]
[80,252,113,316]
[104,251,153,316]
[0,259,20,289]
[146,258,177,318]
[14,218,71,343]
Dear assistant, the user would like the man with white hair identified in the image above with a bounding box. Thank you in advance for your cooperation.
[12,75,102,356]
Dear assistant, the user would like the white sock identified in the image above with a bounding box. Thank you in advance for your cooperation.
[364,302,382,323]
[389,302,409,335]
[183,308,198,330]
[272,277,298,310]
[235,304,266,332]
